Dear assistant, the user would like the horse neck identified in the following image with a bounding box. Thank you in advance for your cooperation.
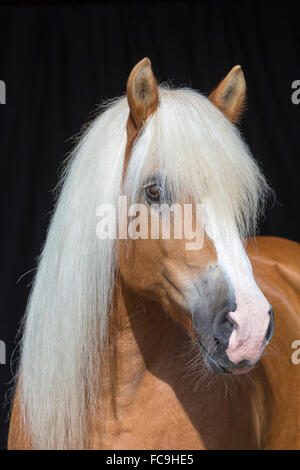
[102,276,186,409]
[92,277,268,449]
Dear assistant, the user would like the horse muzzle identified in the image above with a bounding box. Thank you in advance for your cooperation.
[194,305,274,375]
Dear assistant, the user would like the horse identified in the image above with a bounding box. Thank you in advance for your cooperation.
[8,58,300,450]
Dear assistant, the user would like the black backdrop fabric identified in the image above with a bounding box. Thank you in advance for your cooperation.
[0,1,299,449]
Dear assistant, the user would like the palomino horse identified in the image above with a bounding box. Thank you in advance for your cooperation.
[8,58,300,450]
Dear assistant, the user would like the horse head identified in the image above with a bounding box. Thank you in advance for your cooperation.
[119,58,274,375]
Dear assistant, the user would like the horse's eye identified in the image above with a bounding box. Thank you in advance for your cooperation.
[144,183,163,204]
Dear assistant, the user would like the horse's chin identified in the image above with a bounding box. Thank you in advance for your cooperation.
[227,364,255,375]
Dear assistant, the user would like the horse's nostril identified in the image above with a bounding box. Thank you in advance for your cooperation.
[213,307,235,349]
[265,307,275,343]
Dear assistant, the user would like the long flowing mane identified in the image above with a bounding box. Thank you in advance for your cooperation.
[18,86,269,449]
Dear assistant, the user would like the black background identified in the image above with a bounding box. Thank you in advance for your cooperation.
[0,0,299,450]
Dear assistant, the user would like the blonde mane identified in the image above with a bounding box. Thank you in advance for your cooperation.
[18,86,269,449]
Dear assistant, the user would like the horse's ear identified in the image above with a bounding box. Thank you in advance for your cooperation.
[126,57,159,131]
[208,65,246,124]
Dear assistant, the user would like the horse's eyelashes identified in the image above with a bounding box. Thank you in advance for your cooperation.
[142,174,170,205]
[144,183,163,204]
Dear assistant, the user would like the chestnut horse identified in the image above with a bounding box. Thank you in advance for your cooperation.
[8,59,300,450]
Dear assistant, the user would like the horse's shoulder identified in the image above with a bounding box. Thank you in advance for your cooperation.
[247,236,300,315]
[247,236,300,268]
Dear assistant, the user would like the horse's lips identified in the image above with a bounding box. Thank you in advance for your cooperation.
[198,342,231,374]
[199,340,257,375]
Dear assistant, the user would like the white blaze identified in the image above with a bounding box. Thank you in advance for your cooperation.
[206,221,270,365]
